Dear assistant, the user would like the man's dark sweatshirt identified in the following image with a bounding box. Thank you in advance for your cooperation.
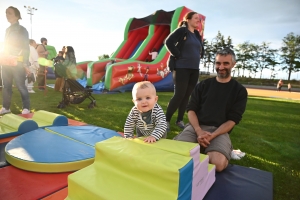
[187,77,248,128]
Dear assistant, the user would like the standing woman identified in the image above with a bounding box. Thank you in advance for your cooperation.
[54,46,77,87]
[63,46,77,79]
[164,12,204,131]
[0,6,30,115]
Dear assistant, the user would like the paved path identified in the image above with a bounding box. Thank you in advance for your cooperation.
[245,86,300,100]
[243,84,300,92]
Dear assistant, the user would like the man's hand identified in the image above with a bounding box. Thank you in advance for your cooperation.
[144,136,156,143]
[196,130,213,148]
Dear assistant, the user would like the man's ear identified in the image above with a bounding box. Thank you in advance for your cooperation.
[232,61,237,68]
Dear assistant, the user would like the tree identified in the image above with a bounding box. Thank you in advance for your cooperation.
[280,32,300,81]
[209,31,234,71]
[98,54,110,60]
[252,42,278,79]
[201,39,214,72]
[264,49,279,79]
[235,41,255,77]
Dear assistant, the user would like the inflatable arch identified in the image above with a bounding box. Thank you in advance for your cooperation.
[77,6,206,92]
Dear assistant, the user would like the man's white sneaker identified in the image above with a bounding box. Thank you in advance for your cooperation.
[0,108,11,115]
[21,108,30,114]
[28,89,35,93]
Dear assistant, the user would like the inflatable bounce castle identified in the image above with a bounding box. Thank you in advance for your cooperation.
[77,6,205,92]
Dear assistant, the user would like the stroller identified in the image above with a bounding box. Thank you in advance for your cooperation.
[55,62,96,109]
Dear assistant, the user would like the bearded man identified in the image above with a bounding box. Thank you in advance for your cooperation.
[174,48,248,172]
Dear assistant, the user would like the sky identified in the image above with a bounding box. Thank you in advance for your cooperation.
[1,0,300,79]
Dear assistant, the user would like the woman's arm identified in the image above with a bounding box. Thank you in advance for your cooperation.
[165,27,186,58]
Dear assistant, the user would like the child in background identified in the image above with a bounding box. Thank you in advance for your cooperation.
[26,39,39,93]
[149,48,158,61]
[124,81,167,143]
[288,83,291,92]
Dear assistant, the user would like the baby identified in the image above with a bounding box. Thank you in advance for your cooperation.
[124,81,167,143]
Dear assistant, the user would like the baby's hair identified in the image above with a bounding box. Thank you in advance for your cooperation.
[132,81,156,97]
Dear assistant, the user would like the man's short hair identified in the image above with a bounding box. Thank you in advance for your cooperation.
[216,48,236,62]
[41,37,47,43]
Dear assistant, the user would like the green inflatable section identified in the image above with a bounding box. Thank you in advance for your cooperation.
[46,45,57,60]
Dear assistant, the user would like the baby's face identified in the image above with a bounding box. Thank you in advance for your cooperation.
[132,87,158,113]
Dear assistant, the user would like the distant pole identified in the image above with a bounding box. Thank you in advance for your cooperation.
[24,6,38,39]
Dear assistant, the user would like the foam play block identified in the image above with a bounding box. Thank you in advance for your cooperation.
[191,154,210,200]
[19,112,87,126]
[0,166,71,200]
[46,126,121,147]
[203,164,216,196]
[194,163,216,200]
[0,114,38,139]
[31,110,68,127]
[66,137,194,200]
[5,129,95,172]
[41,187,68,200]
[132,137,200,165]
[132,138,211,200]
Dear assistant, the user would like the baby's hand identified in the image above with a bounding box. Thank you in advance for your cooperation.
[124,135,133,139]
[144,136,156,143]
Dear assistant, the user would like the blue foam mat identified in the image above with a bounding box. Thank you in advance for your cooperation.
[6,129,95,163]
[47,126,122,146]
[204,164,273,200]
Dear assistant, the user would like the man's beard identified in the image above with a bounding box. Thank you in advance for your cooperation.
[216,68,231,79]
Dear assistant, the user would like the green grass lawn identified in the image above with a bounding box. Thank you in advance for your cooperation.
[1,85,299,200]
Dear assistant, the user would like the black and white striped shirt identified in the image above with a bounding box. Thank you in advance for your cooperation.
[124,103,167,140]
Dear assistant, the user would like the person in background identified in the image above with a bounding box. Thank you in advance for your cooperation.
[164,11,204,131]
[174,48,248,172]
[0,6,30,115]
[149,48,158,61]
[26,39,39,93]
[36,37,49,91]
[63,46,77,79]
[124,81,167,143]
[277,79,283,92]
[54,48,65,92]
[288,83,291,92]
[105,59,115,70]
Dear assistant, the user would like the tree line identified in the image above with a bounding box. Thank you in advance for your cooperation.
[202,31,300,81]
[98,32,300,81]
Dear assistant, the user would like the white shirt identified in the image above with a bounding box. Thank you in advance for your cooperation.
[149,51,158,60]
[29,45,39,72]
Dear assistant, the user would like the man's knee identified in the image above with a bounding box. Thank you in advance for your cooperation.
[207,151,228,172]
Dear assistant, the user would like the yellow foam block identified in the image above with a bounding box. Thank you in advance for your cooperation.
[200,153,209,162]
[0,114,27,131]
[67,137,193,200]
[0,114,38,137]
[32,110,67,127]
[132,137,199,157]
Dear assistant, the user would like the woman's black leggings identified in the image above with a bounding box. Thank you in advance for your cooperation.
[166,68,199,122]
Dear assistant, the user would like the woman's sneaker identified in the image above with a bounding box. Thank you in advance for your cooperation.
[21,109,30,114]
[166,122,170,132]
[0,108,11,115]
[176,121,185,129]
